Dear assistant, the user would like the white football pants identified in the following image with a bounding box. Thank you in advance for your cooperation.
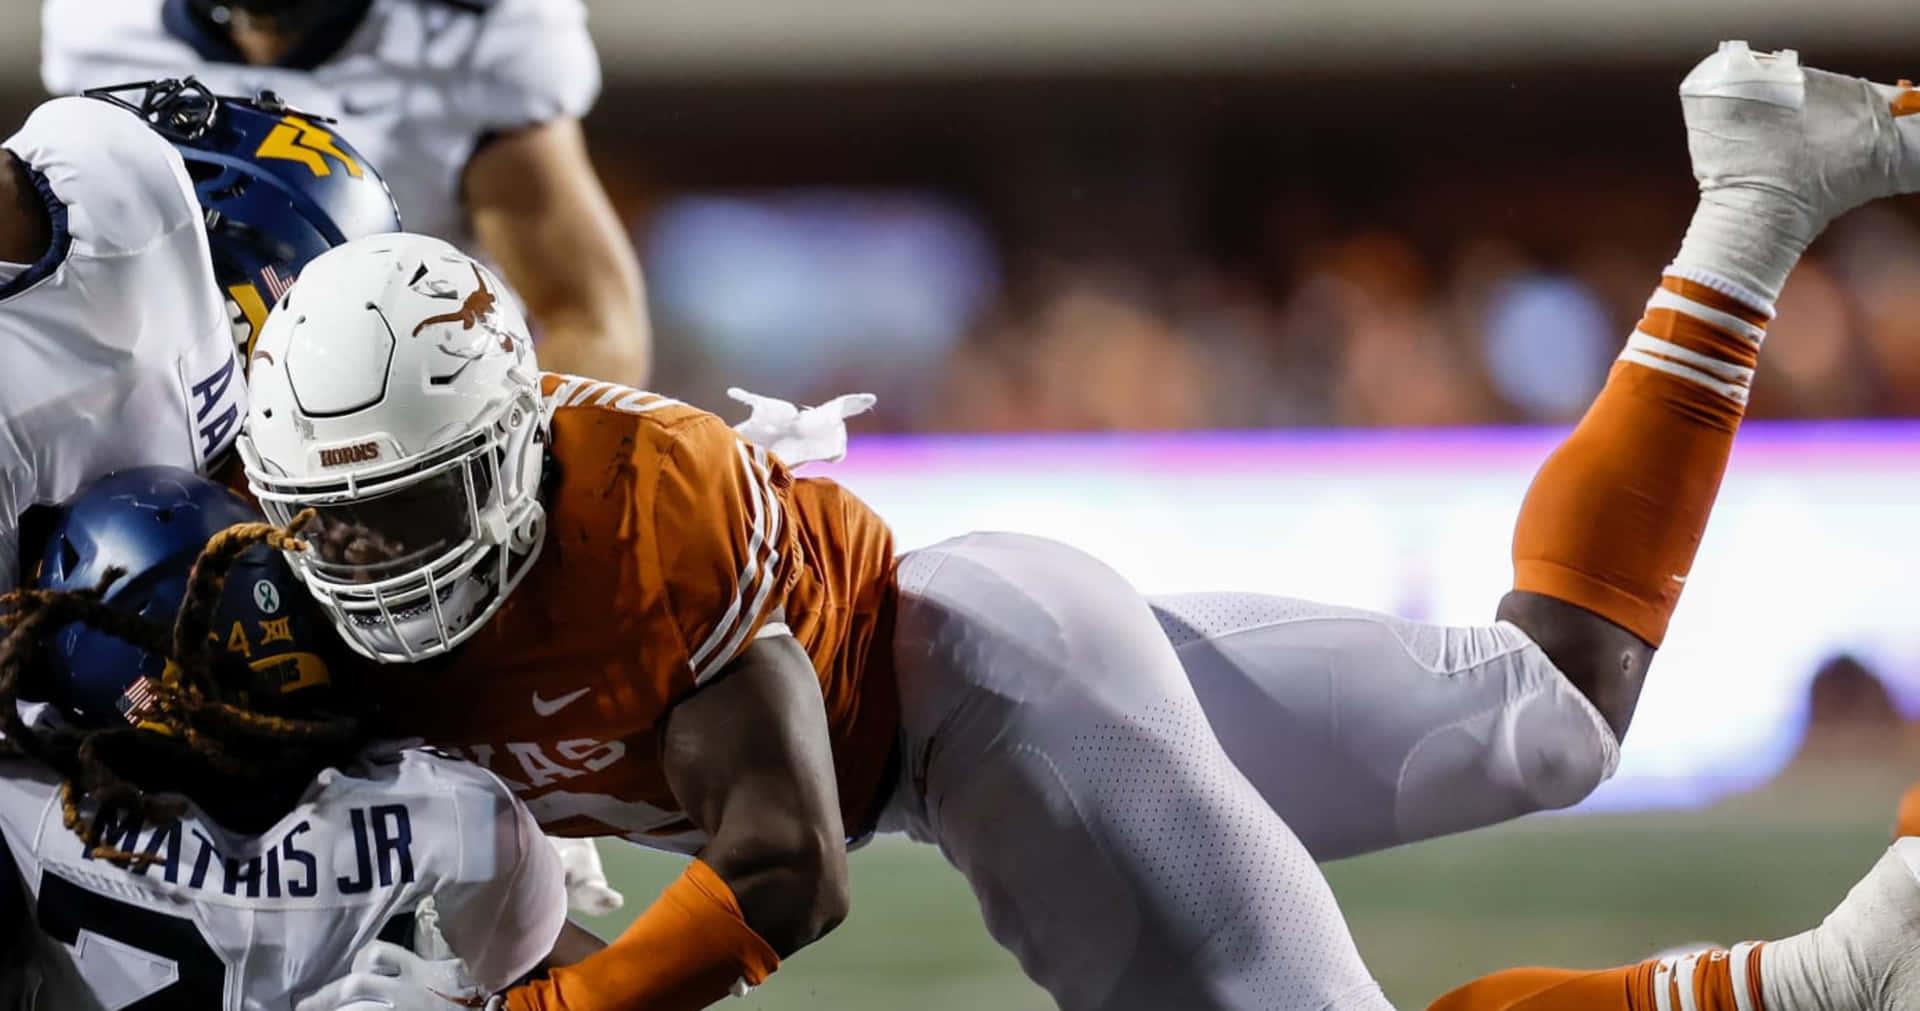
[881,533,1395,1011]
[879,533,1621,1010]
[1149,592,1620,862]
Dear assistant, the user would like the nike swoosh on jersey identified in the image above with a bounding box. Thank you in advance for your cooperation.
[531,687,591,717]
[340,96,395,117]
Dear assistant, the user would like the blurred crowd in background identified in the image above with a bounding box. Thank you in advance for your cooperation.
[645,197,1920,433]
[6,36,1914,437]
[587,60,1920,433]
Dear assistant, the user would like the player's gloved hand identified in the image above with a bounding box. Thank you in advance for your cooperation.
[293,940,484,1011]
[549,835,624,917]
[728,387,877,467]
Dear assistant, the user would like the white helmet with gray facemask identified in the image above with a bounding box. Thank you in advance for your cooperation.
[239,232,546,661]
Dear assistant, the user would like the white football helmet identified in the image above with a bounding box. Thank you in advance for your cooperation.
[238,233,546,661]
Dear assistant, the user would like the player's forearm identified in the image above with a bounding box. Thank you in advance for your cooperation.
[504,859,778,1011]
[529,302,650,388]
[540,920,609,972]
[484,219,650,385]
[465,119,653,387]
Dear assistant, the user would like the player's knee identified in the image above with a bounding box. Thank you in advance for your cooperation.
[1496,590,1654,739]
[1508,673,1619,813]
[1398,643,1618,837]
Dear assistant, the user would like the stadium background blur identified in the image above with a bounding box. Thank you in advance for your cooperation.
[7,2,1920,1005]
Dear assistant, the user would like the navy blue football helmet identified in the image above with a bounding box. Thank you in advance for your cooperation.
[80,78,401,359]
[27,466,333,730]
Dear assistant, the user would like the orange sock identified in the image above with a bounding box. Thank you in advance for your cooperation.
[1431,945,1768,1011]
[1895,779,1920,838]
[1511,274,1768,645]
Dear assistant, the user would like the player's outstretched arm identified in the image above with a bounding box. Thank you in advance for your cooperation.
[465,118,651,387]
[502,627,848,1011]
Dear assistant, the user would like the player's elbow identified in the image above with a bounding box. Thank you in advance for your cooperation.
[714,825,851,956]
[788,834,853,946]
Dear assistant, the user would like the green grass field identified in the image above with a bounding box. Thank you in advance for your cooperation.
[576,754,1908,1010]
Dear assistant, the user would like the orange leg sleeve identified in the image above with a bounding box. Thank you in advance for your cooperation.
[1511,277,1768,645]
[1895,779,1920,838]
[1432,946,1768,1011]
[1429,965,1647,1011]
[507,859,779,1011]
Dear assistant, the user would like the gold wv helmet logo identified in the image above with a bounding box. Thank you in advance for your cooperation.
[254,115,363,178]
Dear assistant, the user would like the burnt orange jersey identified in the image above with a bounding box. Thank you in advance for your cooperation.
[370,374,899,853]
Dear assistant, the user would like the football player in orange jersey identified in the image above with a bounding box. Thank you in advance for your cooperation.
[239,39,1920,1011]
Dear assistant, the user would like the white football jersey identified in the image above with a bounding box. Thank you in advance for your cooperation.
[0,747,564,1010]
[0,95,246,594]
[41,0,603,244]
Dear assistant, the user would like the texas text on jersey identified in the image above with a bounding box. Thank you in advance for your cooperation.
[368,374,901,853]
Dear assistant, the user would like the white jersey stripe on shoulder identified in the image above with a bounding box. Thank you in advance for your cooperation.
[547,376,592,411]
[688,441,775,681]
[691,443,771,679]
[691,443,781,682]
[1728,943,1759,1011]
[568,381,610,407]
[700,446,784,680]
[690,444,782,683]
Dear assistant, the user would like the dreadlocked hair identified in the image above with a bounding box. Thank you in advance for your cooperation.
[0,510,365,866]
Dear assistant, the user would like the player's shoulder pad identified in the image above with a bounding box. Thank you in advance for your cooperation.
[542,373,715,436]
[388,748,534,879]
[460,0,600,128]
[383,745,520,798]
[3,96,199,261]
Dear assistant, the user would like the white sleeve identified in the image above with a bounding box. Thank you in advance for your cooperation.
[467,0,602,132]
[38,0,92,95]
[39,0,165,96]
[435,770,568,994]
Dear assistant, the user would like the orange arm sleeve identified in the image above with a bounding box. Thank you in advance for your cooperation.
[506,859,779,1011]
[1894,779,1920,839]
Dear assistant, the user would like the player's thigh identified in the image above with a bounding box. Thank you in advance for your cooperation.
[891,535,1391,1011]
[1152,593,1619,861]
